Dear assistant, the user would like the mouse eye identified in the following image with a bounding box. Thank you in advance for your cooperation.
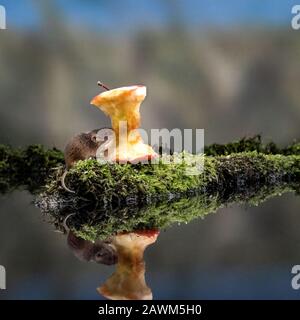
[96,252,103,258]
[94,249,107,262]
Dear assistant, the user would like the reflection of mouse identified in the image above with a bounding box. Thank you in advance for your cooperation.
[61,128,113,193]
[67,231,118,265]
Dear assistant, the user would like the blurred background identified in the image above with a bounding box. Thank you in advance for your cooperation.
[0,0,300,299]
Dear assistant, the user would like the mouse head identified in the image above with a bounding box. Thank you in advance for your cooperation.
[92,242,118,265]
[67,231,118,266]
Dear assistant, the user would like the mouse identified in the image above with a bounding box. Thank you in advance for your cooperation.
[67,231,118,265]
[61,128,113,193]
[62,214,118,265]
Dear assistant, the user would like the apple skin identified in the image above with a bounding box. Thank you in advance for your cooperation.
[91,85,158,163]
[97,230,159,300]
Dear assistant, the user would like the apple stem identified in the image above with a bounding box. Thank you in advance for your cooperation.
[97,81,110,91]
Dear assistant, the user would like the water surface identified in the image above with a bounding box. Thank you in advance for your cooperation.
[0,189,300,299]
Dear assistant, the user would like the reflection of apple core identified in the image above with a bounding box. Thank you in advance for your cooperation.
[90,86,157,163]
[97,230,159,300]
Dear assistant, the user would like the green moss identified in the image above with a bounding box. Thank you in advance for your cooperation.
[72,195,222,241]
[45,153,209,204]
[43,151,300,208]
[1,138,298,241]
[204,135,300,156]
[0,138,292,241]
[0,144,64,194]
[36,150,300,241]
[42,181,299,242]
[1,136,299,194]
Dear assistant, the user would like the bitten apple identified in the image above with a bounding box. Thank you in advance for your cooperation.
[91,85,157,163]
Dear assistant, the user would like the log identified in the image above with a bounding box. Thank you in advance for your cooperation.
[0,144,63,194]
[1,137,299,241]
[0,136,299,199]
[43,151,300,207]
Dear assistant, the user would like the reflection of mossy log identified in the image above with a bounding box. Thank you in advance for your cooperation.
[41,182,299,242]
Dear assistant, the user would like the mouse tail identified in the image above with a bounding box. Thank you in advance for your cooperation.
[63,213,75,233]
[61,170,75,193]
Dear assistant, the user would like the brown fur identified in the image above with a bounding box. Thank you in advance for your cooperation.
[61,128,110,192]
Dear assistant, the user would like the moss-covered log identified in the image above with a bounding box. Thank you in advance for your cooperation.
[1,137,299,241]
[1,136,299,195]
[0,144,64,194]
[42,151,300,208]
[204,135,300,156]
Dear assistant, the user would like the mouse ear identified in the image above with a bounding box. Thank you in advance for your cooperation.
[91,132,98,143]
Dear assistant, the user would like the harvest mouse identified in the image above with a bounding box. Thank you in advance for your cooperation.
[61,81,113,193]
[67,231,118,265]
[61,128,114,192]
[63,214,118,265]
